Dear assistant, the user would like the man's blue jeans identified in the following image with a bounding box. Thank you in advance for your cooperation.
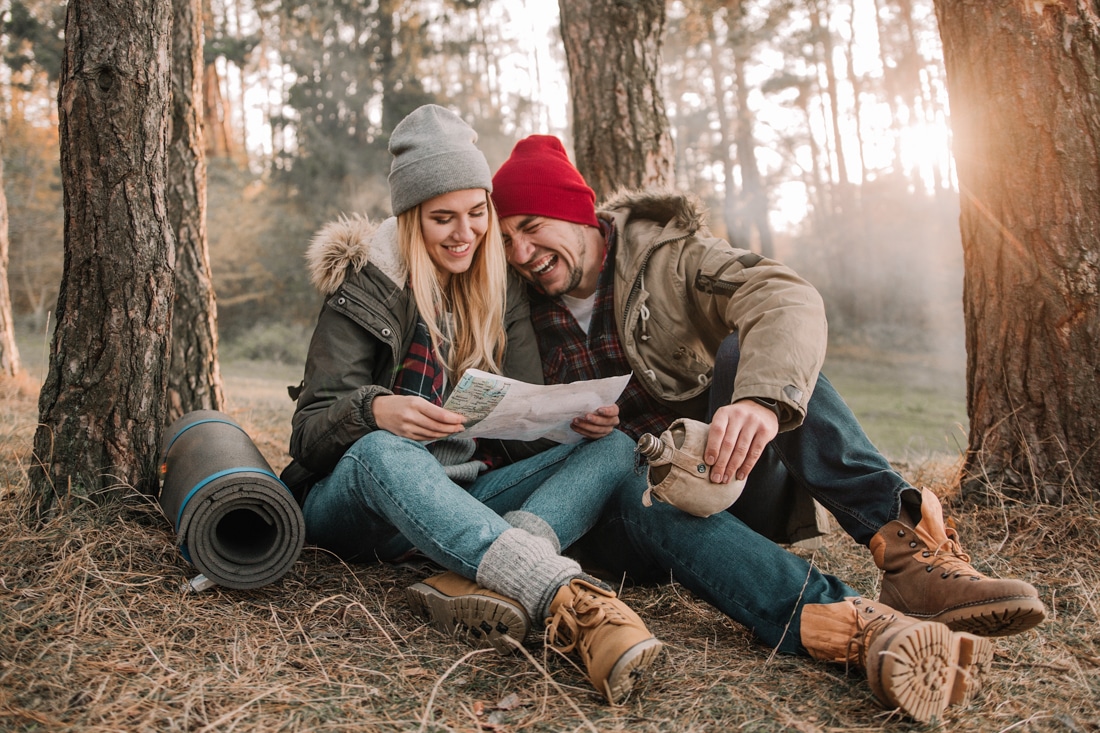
[569,334,913,655]
[303,429,638,580]
[712,335,911,547]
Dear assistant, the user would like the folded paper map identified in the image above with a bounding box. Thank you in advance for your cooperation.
[442,369,631,444]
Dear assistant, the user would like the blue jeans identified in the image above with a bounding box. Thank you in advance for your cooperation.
[580,481,858,654]
[570,334,913,655]
[303,429,637,580]
[711,335,912,546]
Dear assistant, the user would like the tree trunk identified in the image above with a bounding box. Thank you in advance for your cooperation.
[558,0,675,199]
[705,17,742,247]
[809,0,851,214]
[30,0,175,511]
[730,44,774,258]
[0,150,20,378]
[168,0,224,422]
[933,0,1100,503]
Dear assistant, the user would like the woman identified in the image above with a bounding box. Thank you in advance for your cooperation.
[287,105,661,705]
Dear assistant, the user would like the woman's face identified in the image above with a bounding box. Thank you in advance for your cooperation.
[419,188,489,284]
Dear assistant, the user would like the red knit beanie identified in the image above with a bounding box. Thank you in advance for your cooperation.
[491,136,599,228]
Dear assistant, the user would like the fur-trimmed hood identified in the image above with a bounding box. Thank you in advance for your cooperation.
[598,188,709,236]
[305,215,407,296]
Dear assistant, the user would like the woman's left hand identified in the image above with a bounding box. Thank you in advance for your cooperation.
[570,404,620,439]
[372,394,468,441]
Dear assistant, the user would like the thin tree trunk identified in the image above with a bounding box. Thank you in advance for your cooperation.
[168,0,224,422]
[706,17,743,247]
[201,0,233,159]
[31,0,175,511]
[558,0,674,199]
[845,0,867,186]
[870,0,905,173]
[731,44,774,258]
[0,148,20,378]
[810,0,851,213]
[934,0,1100,502]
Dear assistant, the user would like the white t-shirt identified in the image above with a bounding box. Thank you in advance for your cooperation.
[561,292,597,334]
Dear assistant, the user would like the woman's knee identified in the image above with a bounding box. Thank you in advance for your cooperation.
[345,430,419,462]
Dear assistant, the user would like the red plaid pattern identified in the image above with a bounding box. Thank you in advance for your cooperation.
[392,319,446,406]
[392,318,503,469]
[529,222,680,440]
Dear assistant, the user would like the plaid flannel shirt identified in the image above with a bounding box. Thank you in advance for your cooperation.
[392,319,445,406]
[530,221,680,441]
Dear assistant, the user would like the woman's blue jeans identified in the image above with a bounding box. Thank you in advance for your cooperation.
[302,429,638,580]
[569,333,914,655]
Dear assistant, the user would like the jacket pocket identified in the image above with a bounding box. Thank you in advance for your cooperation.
[634,314,713,399]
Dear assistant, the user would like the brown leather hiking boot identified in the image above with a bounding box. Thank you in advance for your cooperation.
[801,597,994,723]
[546,577,663,705]
[871,488,1045,637]
[406,571,530,653]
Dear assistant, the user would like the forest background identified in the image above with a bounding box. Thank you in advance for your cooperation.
[2,1,1099,731]
[2,0,968,461]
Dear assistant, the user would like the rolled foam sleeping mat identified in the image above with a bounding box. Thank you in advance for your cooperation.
[157,410,305,590]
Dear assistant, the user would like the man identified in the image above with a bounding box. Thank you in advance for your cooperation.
[412,135,1045,722]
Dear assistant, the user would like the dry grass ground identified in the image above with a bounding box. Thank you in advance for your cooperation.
[1,366,1097,732]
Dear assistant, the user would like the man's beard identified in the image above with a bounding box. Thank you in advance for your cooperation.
[541,263,584,297]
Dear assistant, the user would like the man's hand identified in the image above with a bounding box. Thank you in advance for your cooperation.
[705,400,779,484]
[372,395,467,441]
[570,404,620,439]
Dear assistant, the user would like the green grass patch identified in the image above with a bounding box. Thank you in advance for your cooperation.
[823,344,968,461]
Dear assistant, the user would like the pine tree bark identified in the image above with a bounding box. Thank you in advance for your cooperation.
[30,0,175,510]
[168,0,224,422]
[0,151,20,378]
[933,0,1100,502]
[558,0,674,199]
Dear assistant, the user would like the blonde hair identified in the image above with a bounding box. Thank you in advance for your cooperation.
[397,195,507,380]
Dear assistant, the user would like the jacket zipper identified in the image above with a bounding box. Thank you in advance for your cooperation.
[694,252,764,295]
[621,233,690,336]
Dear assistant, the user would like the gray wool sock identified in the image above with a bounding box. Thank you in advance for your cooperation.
[476,528,581,621]
[502,510,561,553]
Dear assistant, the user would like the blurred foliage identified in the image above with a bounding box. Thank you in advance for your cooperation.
[218,320,313,364]
[2,0,64,85]
[1,0,964,355]
[2,116,63,332]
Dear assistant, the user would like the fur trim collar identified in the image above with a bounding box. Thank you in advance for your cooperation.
[305,215,407,295]
[598,188,708,234]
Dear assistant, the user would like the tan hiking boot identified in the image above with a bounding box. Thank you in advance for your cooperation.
[801,597,993,723]
[546,577,663,705]
[406,571,530,653]
[871,488,1045,637]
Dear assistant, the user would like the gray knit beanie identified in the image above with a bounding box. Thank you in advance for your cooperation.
[388,104,493,216]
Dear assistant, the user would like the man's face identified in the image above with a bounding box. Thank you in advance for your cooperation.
[500,215,598,298]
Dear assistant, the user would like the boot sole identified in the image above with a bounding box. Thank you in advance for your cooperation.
[933,597,1046,638]
[602,637,664,705]
[406,582,530,654]
[868,620,955,724]
[946,632,994,707]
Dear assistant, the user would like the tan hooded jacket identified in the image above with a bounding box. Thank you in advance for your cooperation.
[600,189,828,432]
[595,190,831,544]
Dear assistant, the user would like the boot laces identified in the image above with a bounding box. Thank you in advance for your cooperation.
[846,602,897,668]
[546,585,629,655]
[925,528,981,579]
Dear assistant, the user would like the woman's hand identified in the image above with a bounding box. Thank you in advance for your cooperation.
[570,404,620,439]
[372,395,468,441]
